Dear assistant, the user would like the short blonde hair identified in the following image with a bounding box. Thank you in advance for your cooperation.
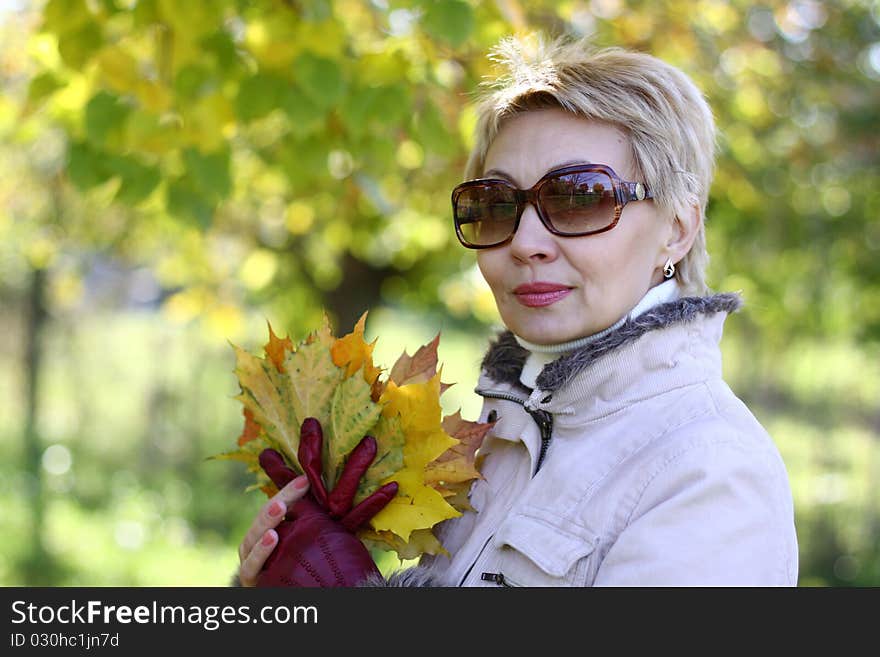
[465,35,717,296]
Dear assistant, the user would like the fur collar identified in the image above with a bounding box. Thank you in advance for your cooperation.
[480,293,743,393]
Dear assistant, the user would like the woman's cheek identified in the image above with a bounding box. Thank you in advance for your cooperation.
[478,251,513,290]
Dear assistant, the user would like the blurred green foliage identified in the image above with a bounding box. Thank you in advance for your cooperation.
[1,0,879,586]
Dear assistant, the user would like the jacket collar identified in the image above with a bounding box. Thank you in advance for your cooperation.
[478,293,743,420]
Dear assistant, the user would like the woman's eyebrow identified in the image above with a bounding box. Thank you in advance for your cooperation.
[554,159,593,169]
[482,168,517,183]
[482,160,594,185]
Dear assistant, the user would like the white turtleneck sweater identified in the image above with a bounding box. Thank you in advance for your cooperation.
[515,279,680,390]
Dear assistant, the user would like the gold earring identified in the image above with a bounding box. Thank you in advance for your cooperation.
[663,259,675,279]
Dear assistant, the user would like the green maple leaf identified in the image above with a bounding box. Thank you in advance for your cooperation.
[326,373,382,487]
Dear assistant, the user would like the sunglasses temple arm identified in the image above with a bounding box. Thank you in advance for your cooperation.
[623,182,652,201]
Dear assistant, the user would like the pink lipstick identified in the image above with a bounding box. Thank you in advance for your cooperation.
[513,282,572,307]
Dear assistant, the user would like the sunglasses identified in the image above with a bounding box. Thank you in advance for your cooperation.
[451,163,653,249]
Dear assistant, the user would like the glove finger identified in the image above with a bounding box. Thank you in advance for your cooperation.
[328,435,377,518]
[298,417,329,509]
[259,449,298,490]
[341,481,399,532]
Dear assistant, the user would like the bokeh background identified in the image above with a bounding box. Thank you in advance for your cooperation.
[1,0,878,586]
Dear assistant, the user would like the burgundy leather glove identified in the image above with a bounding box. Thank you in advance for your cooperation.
[256,417,398,587]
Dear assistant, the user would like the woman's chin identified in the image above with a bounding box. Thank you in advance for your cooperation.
[504,311,609,345]
[508,322,578,345]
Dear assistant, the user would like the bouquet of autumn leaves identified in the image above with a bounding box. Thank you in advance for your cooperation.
[214,313,493,561]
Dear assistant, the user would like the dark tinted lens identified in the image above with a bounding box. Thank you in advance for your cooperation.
[454,183,519,246]
[539,171,616,234]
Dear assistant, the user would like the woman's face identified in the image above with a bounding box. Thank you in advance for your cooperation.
[476,108,672,344]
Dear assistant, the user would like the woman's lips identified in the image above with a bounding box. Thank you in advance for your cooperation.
[513,282,573,307]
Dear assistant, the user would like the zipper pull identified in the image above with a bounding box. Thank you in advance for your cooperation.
[481,572,505,585]
[527,407,553,473]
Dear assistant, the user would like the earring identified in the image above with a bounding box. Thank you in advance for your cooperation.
[663,259,675,279]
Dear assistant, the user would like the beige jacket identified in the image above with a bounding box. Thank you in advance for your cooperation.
[411,294,798,587]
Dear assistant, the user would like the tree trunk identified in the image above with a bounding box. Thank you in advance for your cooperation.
[323,253,391,331]
[22,264,52,583]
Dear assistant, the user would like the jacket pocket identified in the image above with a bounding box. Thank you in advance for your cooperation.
[490,512,599,587]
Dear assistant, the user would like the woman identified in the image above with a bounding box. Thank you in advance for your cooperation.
[236,35,799,587]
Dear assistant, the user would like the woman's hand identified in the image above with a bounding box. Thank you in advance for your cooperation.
[237,471,310,587]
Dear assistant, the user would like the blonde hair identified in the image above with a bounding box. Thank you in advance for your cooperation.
[465,35,717,296]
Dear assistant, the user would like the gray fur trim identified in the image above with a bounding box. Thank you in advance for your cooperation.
[480,331,530,393]
[483,293,742,392]
[538,293,742,391]
[357,565,442,587]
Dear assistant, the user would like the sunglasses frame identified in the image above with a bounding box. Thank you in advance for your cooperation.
[451,163,653,249]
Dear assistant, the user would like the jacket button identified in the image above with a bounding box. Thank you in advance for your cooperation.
[487,410,498,422]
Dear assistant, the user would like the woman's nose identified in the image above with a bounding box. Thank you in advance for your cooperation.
[508,204,558,262]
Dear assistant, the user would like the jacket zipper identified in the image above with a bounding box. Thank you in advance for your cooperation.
[460,388,556,587]
[531,408,553,473]
[475,388,554,474]
[458,534,494,586]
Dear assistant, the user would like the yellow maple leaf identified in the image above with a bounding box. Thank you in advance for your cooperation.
[381,376,457,466]
[368,469,460,543]
[369,373,461,542]
[380,377,441,440]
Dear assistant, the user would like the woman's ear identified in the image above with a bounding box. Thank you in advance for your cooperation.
[662,199,701,266]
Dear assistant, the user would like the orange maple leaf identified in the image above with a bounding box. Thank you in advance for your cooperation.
[330,312,383,384]
[237,407,263,446]
[263,320,293,373]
